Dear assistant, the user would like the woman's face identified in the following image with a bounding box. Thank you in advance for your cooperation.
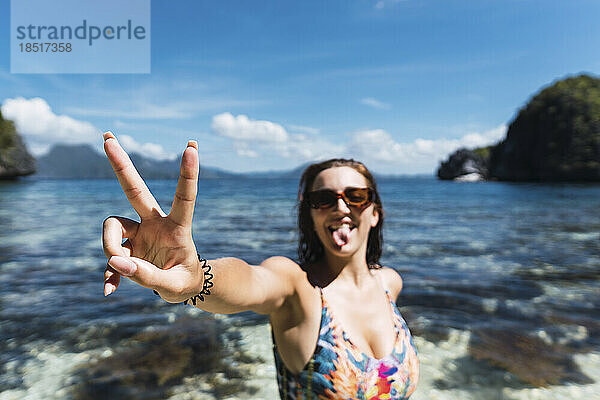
[310,166,379,259]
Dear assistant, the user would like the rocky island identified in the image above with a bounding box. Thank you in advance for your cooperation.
[438,74,600,182]
[0,110,35,179]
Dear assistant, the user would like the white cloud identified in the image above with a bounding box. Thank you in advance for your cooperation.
[118,135,176,161]
[349,125,506,173]
[1,97,100,155]
[209,111,506,173]
[275,134,345,161]
[211,112,345,162]
[459,125,506,148]
[1,97,176,160]
[350,129,407,162]
[211,112,288,142]
[361,97,391,110]
[287,124,320,135]
[233,142,259,158]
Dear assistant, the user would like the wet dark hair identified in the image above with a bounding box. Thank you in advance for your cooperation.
[297,158,384,268]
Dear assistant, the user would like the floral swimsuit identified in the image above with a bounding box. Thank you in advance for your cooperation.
[272,285,419,400]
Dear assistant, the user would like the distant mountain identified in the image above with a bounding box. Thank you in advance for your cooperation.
[243,161,312,180]
[280,162,314,179]
[235,160,428,181]
[243,161,429,181]
[36,144,113,179]
[33,143,423,180]
[35,143,239,179]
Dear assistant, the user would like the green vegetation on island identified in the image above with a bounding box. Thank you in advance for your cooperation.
[439,74,600,182]
[0,110,35,179]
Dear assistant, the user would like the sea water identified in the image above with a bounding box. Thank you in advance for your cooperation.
[0,177,598,399]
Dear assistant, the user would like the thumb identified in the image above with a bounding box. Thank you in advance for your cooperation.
[107,255,164,290]
[107,255,138,276]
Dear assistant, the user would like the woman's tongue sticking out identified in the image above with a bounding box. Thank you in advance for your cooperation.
[332,225,351,247]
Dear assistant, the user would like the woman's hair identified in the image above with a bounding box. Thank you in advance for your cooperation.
[297,158,384,268]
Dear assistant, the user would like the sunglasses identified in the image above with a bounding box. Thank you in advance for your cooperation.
[306,187,374,209]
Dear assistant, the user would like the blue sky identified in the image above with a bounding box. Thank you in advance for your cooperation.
[1,0,599,174]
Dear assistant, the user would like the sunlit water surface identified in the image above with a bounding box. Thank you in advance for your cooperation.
[1,177,598,399]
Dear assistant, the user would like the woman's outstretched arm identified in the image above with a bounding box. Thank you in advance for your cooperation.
[102,132,303,316]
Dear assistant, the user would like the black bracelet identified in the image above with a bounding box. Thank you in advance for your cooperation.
[152,254,214,305]
[183,257,214,305]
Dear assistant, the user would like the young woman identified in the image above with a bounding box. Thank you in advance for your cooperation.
[102,131,419,399]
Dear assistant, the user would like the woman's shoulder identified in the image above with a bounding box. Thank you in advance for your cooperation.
[371,265,404,300]
[259,256,314,290]
[260,256,306,280]
[260,255,300,269]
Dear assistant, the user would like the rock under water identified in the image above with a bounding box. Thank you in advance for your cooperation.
[469,328,593,387]
[71,316,258,400]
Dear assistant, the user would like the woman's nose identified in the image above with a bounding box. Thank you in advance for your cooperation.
[335,197,351,213]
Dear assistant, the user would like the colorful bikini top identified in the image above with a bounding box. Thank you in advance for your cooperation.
[271,285,419,400]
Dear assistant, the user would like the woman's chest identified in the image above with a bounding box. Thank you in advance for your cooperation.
[272,292,420,400]
[324,294,398,359]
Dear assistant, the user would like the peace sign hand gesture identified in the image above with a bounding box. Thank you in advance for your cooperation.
[102,131,203,303]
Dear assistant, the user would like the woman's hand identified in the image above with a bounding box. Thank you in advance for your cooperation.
[102,131,203,303]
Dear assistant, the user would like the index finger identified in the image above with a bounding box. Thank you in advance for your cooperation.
[103,132,164,219]
[168,140,199,227]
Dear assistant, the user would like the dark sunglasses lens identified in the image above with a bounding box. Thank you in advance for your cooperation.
[344,188,370,205]
[310,191,337,208]
[307,188,372,209]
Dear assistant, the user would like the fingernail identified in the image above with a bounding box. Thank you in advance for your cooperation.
[108,256,137,276]
[103,131,116,141]
[104,283,115,296]
[187,140,198,150]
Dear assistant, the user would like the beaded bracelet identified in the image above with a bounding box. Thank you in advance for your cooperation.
[152,254,214,305]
